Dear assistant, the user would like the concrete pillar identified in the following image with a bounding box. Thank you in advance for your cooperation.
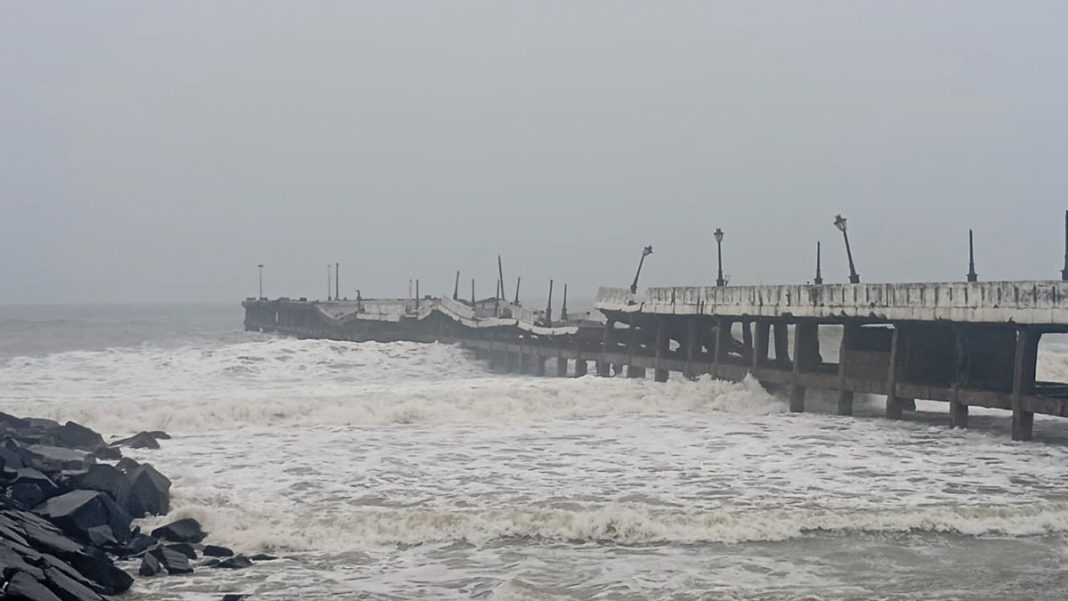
[773,321,790,365]
[837,391,855,416]
[753,322,770,371]
[654,317,669,383]
[949,401,969,429]
[556,356,568,377]
[597,319,614,377]
[837,324,854,416]
[574,359,588,377]
[505,351,519,373]
[789,322,818,413]
[886,326,904,420]
[684,318,698,378]
[626,325,644,378]
[1012,327,1038,441]
[742,321,754,363]
[532,355,546,376]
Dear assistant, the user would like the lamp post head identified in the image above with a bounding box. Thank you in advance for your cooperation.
[713,228,724,243]
[833,214,848,233]
[257,264,264,269]
[642,245,653,257]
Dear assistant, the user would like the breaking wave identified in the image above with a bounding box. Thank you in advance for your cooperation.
[0,338,784,433]
[145,502,1068,553]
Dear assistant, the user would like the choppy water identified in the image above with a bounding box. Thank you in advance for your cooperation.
[3,304,1068,600]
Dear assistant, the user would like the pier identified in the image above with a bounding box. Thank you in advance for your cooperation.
[243,278,1068,442]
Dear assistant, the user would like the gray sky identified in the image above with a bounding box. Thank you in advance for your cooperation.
[3,1,1067,304]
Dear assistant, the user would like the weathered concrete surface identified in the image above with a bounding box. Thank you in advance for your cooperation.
[595,281,1068,326]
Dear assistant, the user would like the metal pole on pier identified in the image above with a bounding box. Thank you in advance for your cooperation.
[630,246,653,294]
[1061,210,1068,281]
[257,264,264,299]
[814,242,823,285]
[336,263,340,300]
[545,279,554,325]
[967,230,978,282]
[834,215,860,284]
[560,284,569,321]
[514,277,521,305]
[470,279,475,306]
[453,271,461,300]
[327,265,332,301]
[714,228,726,287]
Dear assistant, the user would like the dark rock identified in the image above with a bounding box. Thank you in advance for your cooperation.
[165,542,197,559]
[39,554,105,597]
[110,432,160,450]
[64,547,134,594]
[0,542,45,580]
[4,571,63,601]
[125,463,170,517]
[201,558,220,567]
[21,518,85,556]
[119,532,156,558]
[149,545,193,575]
[44,565,105,601]
[249,553,277,561]
[148,431,171,440]
[8,481,47,508]
[151,518,205,543]
[35,490,132,544]
[22,445,95,473]
[85,525,117,547]
[215,554,252,570]
[90,446,121,461]
[73,464,131,509]
[221,595,248,601]
[53,422,105,451]
[115,457,139,474]
[0,441,26,470]
[0,517,30,547]
[203,544,234,557]
[138,552,162,576]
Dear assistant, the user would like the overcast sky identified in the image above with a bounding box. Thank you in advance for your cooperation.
[2,2,1067,304]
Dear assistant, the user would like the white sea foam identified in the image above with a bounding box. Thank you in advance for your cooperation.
[141,502,1068,552]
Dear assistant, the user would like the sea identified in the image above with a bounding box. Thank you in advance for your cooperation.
[2,303,1068,600]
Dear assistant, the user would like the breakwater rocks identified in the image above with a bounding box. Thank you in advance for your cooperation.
[0,413,266,600]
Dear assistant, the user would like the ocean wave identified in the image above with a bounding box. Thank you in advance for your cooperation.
[141,502,1068,553]
[0,354,784,434]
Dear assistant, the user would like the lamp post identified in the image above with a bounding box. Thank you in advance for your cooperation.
[833,214,860,284]
[714,228,726,287]
[814,242,823,285]
[630,245,653,294]
[967,229,978,282]
[257,264,264,299]
[327,265,333,301]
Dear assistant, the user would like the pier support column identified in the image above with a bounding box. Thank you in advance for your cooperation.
[885,326,905,420]
[1011,327,1038,441]
[789,322,818,413]
[627,326,645,379]
[654,317,669,383]
[753,322,770,371]
[556,356,568,377]
[597,319,615,377]
[574,359,588,377]
[505,351,520,373]
[532,355,546,377]
[742,321,754,364]
[684,318,698,378]
[773,321,790,366]
[837,324,855,416]
[949,402,969,429]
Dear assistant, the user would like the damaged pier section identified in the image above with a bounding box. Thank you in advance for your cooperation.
[244,280,1068,442]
